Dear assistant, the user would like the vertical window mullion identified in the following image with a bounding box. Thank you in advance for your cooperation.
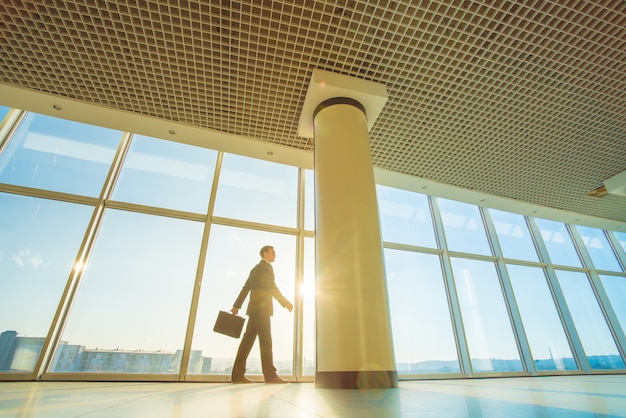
[179,151,224,381]
[0,108,25,153]
[430,196,471,376]
[606,231,626,271]
[482,207,535,375]
[567,224,595,272]
[569,226,626,363]
[35,131,133,379]
[527,217,589,372]
[293,167,306,380]
[588,270,626,364]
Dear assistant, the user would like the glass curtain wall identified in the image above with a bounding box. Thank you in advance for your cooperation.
[1,109,626,381]
[0,194,93,373]
[0,111,307,380]
[188,225,296,377]
[50,210,205,374]
[378,188,626,377]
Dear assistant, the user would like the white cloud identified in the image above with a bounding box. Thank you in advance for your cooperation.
[11,249,43,268]
[11,255,25,266]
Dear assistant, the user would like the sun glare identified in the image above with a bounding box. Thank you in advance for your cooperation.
[73,261,85,272]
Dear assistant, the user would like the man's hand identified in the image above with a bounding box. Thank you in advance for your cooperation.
[231,307,239,316]
[285,302,293,312]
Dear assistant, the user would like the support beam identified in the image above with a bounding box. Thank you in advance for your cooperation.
[299,70,397,389]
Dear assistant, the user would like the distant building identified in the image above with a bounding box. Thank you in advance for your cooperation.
[0,331,211,374]
[0,330,44,372]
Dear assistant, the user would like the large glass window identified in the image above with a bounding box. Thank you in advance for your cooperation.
[615,232,626,253]
[438,199,491,255]
[451,257,523,372]
[213,154,298,227]
[188,225,296,376]
[385,249,459,374]
[0,113,122,197]
[489,210,539,262]
[0,194,93,373]
[507,264,576,371]
[3,109,626,383]
[377,186,436,248]
[535,219,582,267]
[556,270,625,370]
[575,226,622,272]
[599,275,626,336]
[50,209,204,374]
[111,135,218,213]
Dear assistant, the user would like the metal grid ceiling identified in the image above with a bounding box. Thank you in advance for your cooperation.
[1,0,625,222]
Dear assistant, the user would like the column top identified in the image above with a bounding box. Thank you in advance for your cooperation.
[297,69,388,139]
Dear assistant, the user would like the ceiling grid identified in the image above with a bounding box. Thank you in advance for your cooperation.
[0,0,624,221]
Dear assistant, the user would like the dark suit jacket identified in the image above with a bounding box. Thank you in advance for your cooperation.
[233,260,289,317]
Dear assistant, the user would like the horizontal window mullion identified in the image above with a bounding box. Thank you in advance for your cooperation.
[0,183,99,206]
[383,241,442,255]
[446,251,498,262]
[104,199,207,222]
[211,215,300,236]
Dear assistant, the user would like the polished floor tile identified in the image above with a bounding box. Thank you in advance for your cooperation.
[1,375,625,417]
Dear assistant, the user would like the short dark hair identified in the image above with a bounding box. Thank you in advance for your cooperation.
[260,245,274,257]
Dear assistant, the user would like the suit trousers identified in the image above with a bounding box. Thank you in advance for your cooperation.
[232,314,276,379]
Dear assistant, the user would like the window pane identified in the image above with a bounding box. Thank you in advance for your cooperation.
[386,249,460,374]
[304,169,315,231]
[507,265,576,371]
[0,193,93,373]
[535,219,582,267]
[377,186,437,248]
[615,232,626,253]
[50,209,204,374]
[188,225,296,376]
[438,199,491,255]
[489,210,538,261]
[556,270,625,370]
[302,237,315,375]
[213,154,298,227]
[0,113,122,197]
[600,275,626,337]
[111,135,217,213]
[451,257,523,372]
[575,226,622,272]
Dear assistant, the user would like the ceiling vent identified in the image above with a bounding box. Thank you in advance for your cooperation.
[603,170,626,197]
[586,185,609,198]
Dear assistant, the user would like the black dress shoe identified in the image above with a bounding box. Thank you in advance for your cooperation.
[265,376,288,384]
[232,376,254,384]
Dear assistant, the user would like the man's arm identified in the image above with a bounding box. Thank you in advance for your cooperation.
[272,286,293,312]
[231,273,252,315]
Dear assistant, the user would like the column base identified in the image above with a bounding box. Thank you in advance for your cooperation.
[315,371,398,389]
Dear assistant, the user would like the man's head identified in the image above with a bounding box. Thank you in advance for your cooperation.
[260,245,276,263]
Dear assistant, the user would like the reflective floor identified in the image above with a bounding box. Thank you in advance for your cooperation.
[1,375,626,417]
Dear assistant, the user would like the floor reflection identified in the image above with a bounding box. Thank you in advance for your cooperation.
[0,375,625,417]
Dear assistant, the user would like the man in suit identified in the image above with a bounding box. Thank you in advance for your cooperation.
[231,245,293,384]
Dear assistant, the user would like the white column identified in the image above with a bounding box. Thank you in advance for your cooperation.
[299,71,397,389]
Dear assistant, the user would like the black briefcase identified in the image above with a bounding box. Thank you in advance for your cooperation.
[213,311,245,338]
